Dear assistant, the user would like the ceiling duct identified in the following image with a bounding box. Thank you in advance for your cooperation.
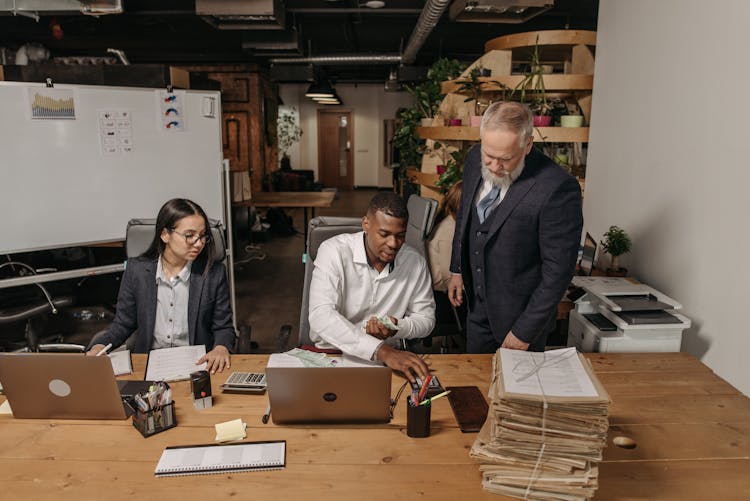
[449,0,554,24]
[271,54,402,66]
[401,0,451,65]
[0,0,122,16]
[196,0,285,30]
[241,30,300,56]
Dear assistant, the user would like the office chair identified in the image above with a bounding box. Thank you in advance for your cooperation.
[405,195,438,257]
[294,216,363,349]
[0,261,83,353]
[90,218,250,353]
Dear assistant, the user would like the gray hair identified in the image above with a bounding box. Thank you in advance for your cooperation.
[480,101,534,147]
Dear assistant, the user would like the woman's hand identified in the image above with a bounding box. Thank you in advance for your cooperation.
[198,345,231,374]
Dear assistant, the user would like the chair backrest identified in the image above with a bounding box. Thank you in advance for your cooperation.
[298,216,362,347]
[125,218,227,262]
[405,195,438,256]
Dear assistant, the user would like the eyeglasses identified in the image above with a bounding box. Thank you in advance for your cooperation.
[169,229,211,246]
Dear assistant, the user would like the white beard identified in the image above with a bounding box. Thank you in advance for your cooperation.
[481,158,524,190]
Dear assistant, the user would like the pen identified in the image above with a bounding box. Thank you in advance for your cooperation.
[417,375,432,403]
[96,343,113,357]
[261,403,271,424]
[420,390,451,406]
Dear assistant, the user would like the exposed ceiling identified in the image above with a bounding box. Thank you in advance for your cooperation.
[0,0,598,84]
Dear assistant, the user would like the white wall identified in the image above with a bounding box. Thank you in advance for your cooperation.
[279,83,414,187]
[587,0,750,394]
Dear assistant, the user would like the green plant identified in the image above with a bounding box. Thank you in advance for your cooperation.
[277,107,303,162]
[601,225,632,270]
[435,145,468,192]
[455,67,506,116]
[511,36,551,116]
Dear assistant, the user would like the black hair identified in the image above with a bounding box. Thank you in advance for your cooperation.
[142,198,215,273]
[367,191,409,222]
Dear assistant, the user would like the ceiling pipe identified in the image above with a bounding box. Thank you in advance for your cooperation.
[401,0,451,64]
[271,54,401,65]
[272,0,448,70]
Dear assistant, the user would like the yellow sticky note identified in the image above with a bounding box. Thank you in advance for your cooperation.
[214,418,247,443]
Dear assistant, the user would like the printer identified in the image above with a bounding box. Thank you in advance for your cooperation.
[567,277,691,353]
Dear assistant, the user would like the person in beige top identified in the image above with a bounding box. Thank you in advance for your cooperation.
[427,181,462,291]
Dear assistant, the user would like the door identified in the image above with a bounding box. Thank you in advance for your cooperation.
[317,110,353,191]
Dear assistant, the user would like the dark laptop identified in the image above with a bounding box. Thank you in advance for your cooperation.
[266,366,392,424]
[579,232,597,276]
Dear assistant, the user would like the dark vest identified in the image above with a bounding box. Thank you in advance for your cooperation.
[467,201,496,302]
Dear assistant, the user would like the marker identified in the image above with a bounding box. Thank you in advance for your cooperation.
[261,403,271,424]
[420,390,451,406]
[96,343,113,357]
[417,375,432,403]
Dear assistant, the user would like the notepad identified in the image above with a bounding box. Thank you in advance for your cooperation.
[108,350,133,376]
[145,345,207,382]
[154,441,286,477]
[215,418,247,442]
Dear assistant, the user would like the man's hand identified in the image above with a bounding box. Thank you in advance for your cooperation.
[501,331,530,351]
[375,344,429,383]
[85,344,107,356]
[365,316,398,340]
[448,274,464,307]
[198,345,231,374]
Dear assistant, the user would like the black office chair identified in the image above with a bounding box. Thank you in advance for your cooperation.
[0,261,84,352]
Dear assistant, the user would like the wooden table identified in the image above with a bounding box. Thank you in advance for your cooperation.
[234,191,336,239]
[1,353,748,500]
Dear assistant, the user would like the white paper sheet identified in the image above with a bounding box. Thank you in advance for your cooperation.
[108,349,133,376]
[145,345,207,381]
[500,347,598,397]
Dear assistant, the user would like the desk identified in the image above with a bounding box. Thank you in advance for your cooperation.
[234,191,336,239]
[1,353,749,500]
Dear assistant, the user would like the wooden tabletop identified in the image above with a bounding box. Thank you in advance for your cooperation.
[0,353,748,500]
[233,191,336,209]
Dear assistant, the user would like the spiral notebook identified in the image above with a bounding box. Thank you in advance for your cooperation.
[154,441,286,477]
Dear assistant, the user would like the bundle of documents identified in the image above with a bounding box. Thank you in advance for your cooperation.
[470,347,610,500]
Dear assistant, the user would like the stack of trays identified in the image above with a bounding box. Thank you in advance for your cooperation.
[471,348,610,500]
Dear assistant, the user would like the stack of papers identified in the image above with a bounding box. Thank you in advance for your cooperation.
[470,348,610,500]
[215,418,247,442]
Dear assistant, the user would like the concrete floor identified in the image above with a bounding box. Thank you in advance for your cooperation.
[232,189,380,353]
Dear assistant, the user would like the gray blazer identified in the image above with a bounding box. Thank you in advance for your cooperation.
[96,256,235,353]
[450,145,583,345]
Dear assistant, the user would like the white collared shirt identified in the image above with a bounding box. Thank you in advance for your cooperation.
[152,256,191,350]
[308,231,436,361]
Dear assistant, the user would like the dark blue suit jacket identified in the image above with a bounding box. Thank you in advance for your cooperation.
[450,145,583,346]
[96,256,235,353]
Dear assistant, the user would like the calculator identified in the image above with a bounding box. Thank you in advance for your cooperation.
[409,375,445,398]
[220,372,267,394]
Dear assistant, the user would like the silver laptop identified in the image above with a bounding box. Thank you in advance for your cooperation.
[0,353,129,419]
[266,367,392,424]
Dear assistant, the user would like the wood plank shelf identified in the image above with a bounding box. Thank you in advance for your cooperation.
[441,74,593,95]
[406,168,440,190]
[417,126,589,143]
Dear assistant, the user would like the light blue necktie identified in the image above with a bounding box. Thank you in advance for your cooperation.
[477,186,500,223]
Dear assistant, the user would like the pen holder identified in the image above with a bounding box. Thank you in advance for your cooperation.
[406,397,431,438]
[132,401,177,438]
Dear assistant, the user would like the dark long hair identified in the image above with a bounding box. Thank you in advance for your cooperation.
[142,198,215,272]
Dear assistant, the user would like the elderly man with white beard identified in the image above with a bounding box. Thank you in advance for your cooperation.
[447,101,583,353]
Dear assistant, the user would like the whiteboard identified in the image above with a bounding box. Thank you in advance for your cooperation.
[0,82,225,254]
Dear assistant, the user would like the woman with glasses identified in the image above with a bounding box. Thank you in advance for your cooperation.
[86,198,234,373]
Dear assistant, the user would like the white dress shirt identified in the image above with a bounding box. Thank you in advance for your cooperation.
[308,231,436,361]
[152,256,191,350]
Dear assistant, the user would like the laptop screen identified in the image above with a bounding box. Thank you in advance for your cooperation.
[579,232,597,276]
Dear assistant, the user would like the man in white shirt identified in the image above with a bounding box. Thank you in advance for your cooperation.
[308,192,435,381]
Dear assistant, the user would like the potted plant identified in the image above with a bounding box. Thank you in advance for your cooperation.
[435,144,468,193]
[511,36,552,126]
[601,225,632,276]
[406,58,464,127]
[455,67,506,127]
[560,99,585,127]
[277,107,303,171]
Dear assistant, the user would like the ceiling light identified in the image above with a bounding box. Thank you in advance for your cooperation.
[364,1,385,8]
[305,80,335,98]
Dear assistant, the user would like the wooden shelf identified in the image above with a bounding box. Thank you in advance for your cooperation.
[441,74,593,95]
[406,168,440,190]
[484,30,597,52]
[417,126,589,143]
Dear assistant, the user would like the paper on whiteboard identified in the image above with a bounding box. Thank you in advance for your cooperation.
[146,345,207,381]
[500,347,598,398]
